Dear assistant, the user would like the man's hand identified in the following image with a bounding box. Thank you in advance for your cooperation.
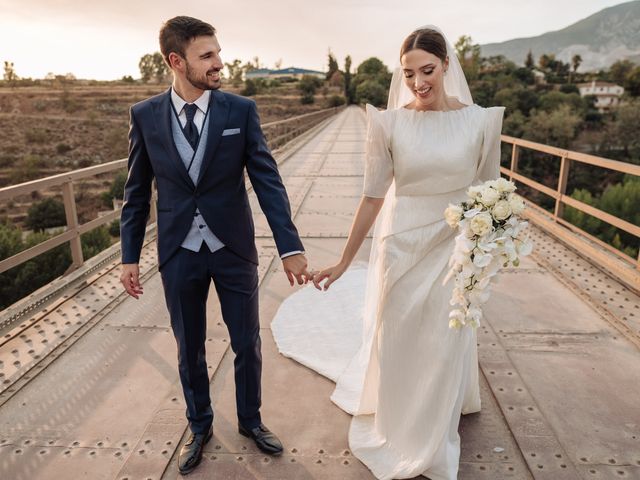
[120,263,144,299]
[282,254,313,286]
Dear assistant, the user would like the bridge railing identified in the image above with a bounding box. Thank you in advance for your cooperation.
[0,106,343,276]
[500,135,640,291]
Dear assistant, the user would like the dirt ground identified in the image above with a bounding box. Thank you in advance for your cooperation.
[0,82,335,227]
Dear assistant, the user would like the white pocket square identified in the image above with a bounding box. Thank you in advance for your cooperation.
[222,128,241,136]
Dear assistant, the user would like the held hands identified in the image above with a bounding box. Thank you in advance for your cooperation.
[120,263,144,299]
[312,262,348,291]
[282,253,313,286]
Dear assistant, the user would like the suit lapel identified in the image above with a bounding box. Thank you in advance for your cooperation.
[197,90,230,186]
[152,89,196,190]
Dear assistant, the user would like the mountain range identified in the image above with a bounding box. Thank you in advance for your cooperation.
[480,0,640,71]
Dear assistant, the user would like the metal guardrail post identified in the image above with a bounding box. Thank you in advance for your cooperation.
[61,181,84,272]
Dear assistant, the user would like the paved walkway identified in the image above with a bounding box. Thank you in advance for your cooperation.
[0,106,639,480]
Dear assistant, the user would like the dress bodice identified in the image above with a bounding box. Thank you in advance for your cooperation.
[363,103,505,199]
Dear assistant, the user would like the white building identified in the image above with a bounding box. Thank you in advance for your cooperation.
[577,81,624,112]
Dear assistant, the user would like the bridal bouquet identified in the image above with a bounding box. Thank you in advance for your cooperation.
[442,177,533,329]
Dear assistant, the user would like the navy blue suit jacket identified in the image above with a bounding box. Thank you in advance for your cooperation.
[120,88,304,270]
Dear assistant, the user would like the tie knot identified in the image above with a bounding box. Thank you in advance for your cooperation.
[184,103,199,122]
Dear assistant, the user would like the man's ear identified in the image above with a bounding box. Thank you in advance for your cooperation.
[168,52,183,71]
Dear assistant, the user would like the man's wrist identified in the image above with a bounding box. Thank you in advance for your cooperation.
[281,250,305,260]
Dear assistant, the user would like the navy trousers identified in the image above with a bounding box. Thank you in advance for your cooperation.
[160,244,261,435]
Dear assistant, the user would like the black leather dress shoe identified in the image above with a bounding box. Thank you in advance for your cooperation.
[178,426,213,475]
[238,423,283,455]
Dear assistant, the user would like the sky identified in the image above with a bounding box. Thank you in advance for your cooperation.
[0,0,628,80]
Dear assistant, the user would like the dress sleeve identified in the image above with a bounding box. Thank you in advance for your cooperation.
[474,106,505,185]
[363,104,394,198]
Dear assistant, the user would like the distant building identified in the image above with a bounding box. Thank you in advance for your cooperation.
[577,80,624,112]
[245,67,325,81]
[532,69,547,85]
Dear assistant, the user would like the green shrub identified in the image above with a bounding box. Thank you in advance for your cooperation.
[81,226,112,259]
[327,95,346,107]
[26,197,66,231]
[56,143,72,154]
[25,128,48,144]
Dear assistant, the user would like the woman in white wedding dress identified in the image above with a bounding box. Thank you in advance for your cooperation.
[272,26,505,480]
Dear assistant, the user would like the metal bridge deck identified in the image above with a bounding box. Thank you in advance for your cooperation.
[0,106,639,480]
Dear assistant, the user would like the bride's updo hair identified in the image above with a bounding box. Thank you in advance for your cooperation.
[400,28,447,62]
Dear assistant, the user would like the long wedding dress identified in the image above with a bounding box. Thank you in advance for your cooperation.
[272,102,505,480]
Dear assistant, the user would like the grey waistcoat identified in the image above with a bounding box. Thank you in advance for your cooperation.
[170,107,225,253]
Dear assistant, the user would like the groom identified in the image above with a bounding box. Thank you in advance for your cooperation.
[119,16,311,475]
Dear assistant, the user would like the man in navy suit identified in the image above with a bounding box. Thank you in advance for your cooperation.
[119,16,311,475]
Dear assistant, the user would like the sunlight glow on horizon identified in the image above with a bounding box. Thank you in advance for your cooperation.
[0,0,627,81]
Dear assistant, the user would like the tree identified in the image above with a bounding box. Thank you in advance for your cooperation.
[326,51,339,81]
[298,75,323,104]
[274,58,283,70]
[139,53,155,82]
[351,57,391,106]
[609,99,640,156]
[454,35,481,80]
[609,60,634,86]
[624,66,640,97]
[102,170,128,207]
[225,59,244,86]
[241,79,258,96]
[538,91,585,115]
[139,52,168,83]
[152,52,169,82]
[26,198,66,231]
[344,55,354,104]
[328,70,344,89]
[3,61,17,85]
[356,57,388,77]
[571,54,582,73]
[81,226,111,259]
[568,54,582,84]
[522,105,581,148]
[525,50,534,69]
[355,80,388,107]
[0,220,22,260]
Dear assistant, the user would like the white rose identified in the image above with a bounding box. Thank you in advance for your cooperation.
[508,193,526,215]
[480,186,500,206]
[467,185,484,199]
[469,212,494,237]
[492,177,516,193]
[444,204,463,228]
[492,200,512,221]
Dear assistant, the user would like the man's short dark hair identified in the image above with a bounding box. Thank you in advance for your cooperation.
[159,16,216,64]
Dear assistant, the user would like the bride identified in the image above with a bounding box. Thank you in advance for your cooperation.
[272,25,505,480]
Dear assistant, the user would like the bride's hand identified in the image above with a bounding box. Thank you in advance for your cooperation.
[312,262,348,291]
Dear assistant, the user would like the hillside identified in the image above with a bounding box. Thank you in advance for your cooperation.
[480,0,640,70]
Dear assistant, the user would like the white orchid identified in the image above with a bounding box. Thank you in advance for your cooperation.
[443,178,532,329]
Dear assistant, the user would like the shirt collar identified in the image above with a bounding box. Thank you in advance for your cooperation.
[170,88,210,115]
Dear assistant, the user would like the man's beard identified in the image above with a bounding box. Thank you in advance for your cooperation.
[185,62,221,90]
